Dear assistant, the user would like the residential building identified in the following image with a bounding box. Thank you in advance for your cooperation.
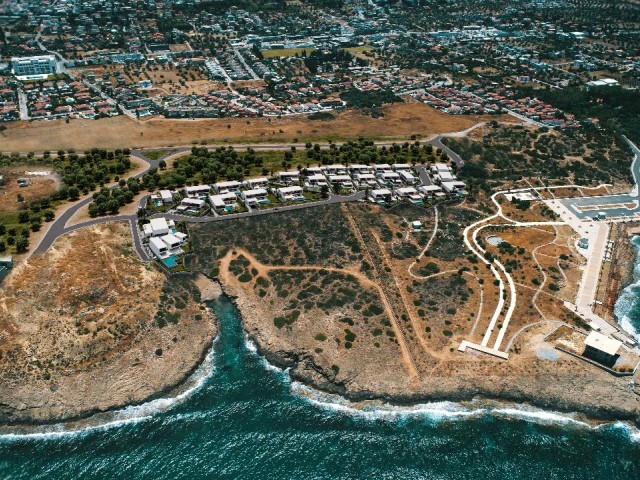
[185,185,211,198]
[399,171,418,185]
[353,173,378,187]
[369,188,393,204]
[209,192,238,211]
[275,186,304,201]
[143,217,174,238]
[278,171,300,184]
[177,197,206,213]
[328,174,354,190]
[214,180,242,194]
[395,187,423,204]
[305,173,328,188]
[11,55,57,79]
[380,171,403,186]
[243,177,269,189]
[241,188,269,205]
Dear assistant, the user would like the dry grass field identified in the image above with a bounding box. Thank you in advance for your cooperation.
[1,102,489,152]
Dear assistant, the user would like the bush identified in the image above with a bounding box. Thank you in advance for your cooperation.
[155,348,163,356]
[443,330,453,337]
[238,272,252,282]
[314,333,327,341]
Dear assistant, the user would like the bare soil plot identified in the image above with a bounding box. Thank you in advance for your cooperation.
[0,165,60,213]
[1,102,490,152]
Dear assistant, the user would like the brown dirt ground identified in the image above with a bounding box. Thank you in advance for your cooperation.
[0,166,60,213]
[0,221,216,423]
[1,103,497,152]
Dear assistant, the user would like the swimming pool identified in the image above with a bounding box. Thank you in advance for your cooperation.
[162,255,178,268]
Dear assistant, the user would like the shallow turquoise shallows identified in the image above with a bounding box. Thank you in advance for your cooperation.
[0,295,639,479]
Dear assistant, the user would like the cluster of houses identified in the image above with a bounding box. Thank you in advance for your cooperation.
[142,217,188,266]
[148,161,465,217]
[22,78,118,120]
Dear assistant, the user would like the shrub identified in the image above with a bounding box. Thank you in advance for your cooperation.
[238,272,252,282]
[443,330,453,337]
[155,348,163,356]
[314,333,327,341]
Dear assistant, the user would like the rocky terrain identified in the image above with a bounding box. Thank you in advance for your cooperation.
[0,222,216,424]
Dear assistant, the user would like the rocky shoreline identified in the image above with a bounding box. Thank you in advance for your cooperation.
[221,284,640,427]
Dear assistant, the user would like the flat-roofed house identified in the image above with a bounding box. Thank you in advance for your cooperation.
[380,171,403,186]
[305,173,328,188]
[374,163,392,175]
[418,185,443,198]
[143,217,174,238]
[159,189,173,204]
[214,180,241,194]
[149,233,185,260]
[209,192,238,211]
[241,188,268,205]
[304,167,323,176]
[177,197,206,213]
[392,163,412,172]
[185,184,211,198]
[328,174,354,190]
[369,188,393,204]
[399,170,418,184]
[275,186,304,201]
[441,180,466,194]
[349,164,373,175]
[321,164,347,176]
[395,187,423,204]
[584,331,622,365]
[353,173,378,187]
[278,171,300,184]
[243,177,269,189]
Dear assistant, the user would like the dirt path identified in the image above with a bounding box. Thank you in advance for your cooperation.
[219,248,420,382]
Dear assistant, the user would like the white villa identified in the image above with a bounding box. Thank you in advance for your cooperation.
[353,173,378,187]
[328,174,354,190]
[392,163,412,172]
[380,171,403,186]
[369,188,393,204]
[278,171,300,184]
[149,233,186,261]
[304,167,323,176]
[209,192,238,211]
[244,177,269,189]
[441,180,467,195]
[185,185,211,198]
[275,186,305,202]
[214,180,241,194]
[349,164,373,175]
[321,164,348,176]
[143,217,175,238]
[399,171,418,184]
[374,164,392,174]
[395,187,423,204]
[305,173,328,188]
[177,197,206,213]
[418,185,444,198]
[242,188,269,205]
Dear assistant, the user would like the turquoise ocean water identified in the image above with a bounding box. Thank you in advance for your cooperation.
[0,295,639,479]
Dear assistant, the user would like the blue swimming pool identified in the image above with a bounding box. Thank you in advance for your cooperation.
[162,255,177,268]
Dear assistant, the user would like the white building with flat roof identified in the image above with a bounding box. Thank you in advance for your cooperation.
[395,187,423,204]
[243,177,269,189]
[380,171,403,185]
[354,173,378,187]
[275,186,304,201]
[392,163,412,172]
[11,55,57,79]
[369,188,393,203]
[349,164,373,175]
[584,331,622,364]
[185,185,211,198]
[305,173,328,188]
[241,188,268,205]
[143,217,175,238]
[328,174,354,189]
[209,192,237,211]
[321,164,348,175]
[214,180,241,194]
[278,171,299,184]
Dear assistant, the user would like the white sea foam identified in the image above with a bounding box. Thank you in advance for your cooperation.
[244,334,288,374]
[0,340,217,442]
[290,381,630,431]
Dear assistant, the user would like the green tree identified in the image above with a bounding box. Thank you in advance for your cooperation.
[16,238,28,253]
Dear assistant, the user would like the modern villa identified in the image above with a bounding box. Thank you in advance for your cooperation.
[275,186,305,201]
[278,171,300,184]
[328,174,354,190]
[214,180,242,194]
[185,185,211,198]
[241,188,269,205]
[209,192,238,211]
[305,173,329,188]
[243,177,270,189]
[369,188,393,204]
[395,187,423,204]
